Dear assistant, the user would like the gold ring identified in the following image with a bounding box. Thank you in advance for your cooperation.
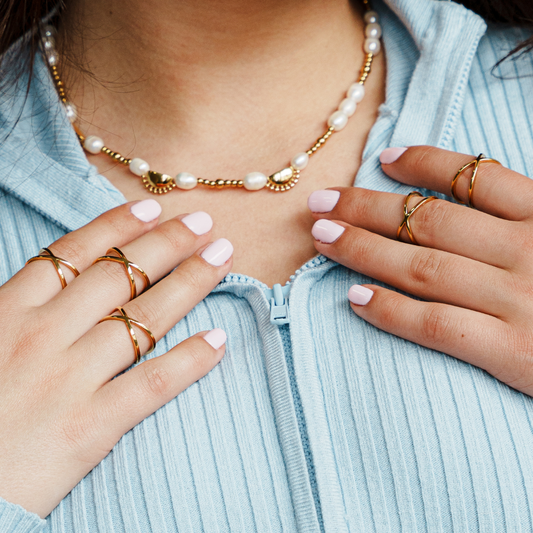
[25,247,80,289]
[98,306,156,364]
[94,247,150,300]
[450,153,501,208]
[397,192,437,245]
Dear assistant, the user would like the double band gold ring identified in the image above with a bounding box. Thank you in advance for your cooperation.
[397,192,437,245]
[94,247,150,300]
[450,153,501,208]
[26,247,80,288]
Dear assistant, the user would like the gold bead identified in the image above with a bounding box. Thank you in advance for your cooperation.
[198,178,205,184]
[231,180,238,187]
[216,179,225,188]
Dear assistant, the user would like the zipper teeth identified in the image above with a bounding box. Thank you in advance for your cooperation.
[217,254,330,290]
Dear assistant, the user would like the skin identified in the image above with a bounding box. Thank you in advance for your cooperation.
[311,146,533,395]
[59,0,385,286]
[1,0,384,518]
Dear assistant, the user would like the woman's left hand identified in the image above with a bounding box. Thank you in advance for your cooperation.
[309,146,533,396]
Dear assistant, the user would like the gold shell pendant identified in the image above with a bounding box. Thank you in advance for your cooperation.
[266,167,300,192]
[142,171,177,194]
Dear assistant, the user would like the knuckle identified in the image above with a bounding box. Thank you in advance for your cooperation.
[184,339,211,375]
[409,146,433,174]
[179,262,210,294]
[350,188,375,221]
[123,299,159,329]
[378,293,404,330]
[92,259,130,288]
[414,200,448,239]
[407,249,443,285]
[420,305,453,344]
[139,363,172,397]
[153,218,194,255]
[49,235,89,266]
[346,229,379,264]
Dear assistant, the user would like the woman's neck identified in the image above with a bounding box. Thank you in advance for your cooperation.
[60,0,368,163]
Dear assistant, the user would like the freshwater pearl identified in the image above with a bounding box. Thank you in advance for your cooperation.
[364,10,379,24]
[64,102,77,123]
[338,98,357,117]
[46,52,58,66]
[365,23,382,39]
[364,38,381,55]
[83,136,104,154]
[176,172,198,190]
[243,172,267,190]
[327,111,349,131]
[42,25,56,39]
[291,152,309,170]
[130,158,150,176]
[347,83,365,103]
[42,38,55,51]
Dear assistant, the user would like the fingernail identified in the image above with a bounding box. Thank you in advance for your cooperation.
[308,190,340,213]
[182,211,213,235]
[380,147,408,165]
[130,199,162,222]
[312,219,345,243]
[201,238,233,266]
[203,328,227,349]
[348,284,374,305]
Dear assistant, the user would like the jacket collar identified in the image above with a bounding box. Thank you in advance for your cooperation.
[0,0,486,230]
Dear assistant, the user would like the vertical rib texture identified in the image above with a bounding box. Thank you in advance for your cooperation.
[2,0,533,532]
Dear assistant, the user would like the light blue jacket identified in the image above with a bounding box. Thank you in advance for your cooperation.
[1,0,533,531]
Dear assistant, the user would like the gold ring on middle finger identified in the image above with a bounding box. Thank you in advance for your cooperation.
[397,191,438,245]
[94,247,151,300]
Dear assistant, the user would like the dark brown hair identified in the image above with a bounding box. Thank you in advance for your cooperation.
[0,0,532,84]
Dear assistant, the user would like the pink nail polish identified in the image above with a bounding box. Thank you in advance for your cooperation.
[201,238,233,266]
[130,199,162,222]
[308,190,340,213]
[348,285,374,305]
[312,219,345,243]
[380,147,408,165]
[182,211,213,235]
[203,328,227,349]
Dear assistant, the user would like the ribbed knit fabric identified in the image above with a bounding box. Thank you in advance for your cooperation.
[1,0,533,531]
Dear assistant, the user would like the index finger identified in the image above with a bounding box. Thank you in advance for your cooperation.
[380,146,533,221]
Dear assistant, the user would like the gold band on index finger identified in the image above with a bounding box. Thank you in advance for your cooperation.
[450,153,501,209]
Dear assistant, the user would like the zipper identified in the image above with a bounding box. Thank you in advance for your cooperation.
[214,254,330,326]
[265,283,291,326]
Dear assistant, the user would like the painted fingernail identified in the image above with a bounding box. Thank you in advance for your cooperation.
[201,238,233,266]
[308,190,341,212]
[130,199,162,222]
[380,147,408,165]
[203,328,227,349]
[182,211,213,235]
[312,219,345,243]
[348,284,374,305]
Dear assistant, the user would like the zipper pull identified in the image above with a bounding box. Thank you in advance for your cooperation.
[267,283,290,326]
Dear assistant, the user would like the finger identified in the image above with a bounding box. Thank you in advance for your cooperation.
[4,200,163,307]
[47,211,215,342]
[312,221,511,316]
[309,187,519,269]
[92,330,226,446]
[347,284,519,388]
[72,239,233,379]
[380,146,533,220]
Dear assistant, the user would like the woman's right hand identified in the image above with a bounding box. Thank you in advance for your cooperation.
[0,199,232,518]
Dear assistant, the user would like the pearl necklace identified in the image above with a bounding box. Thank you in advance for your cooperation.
[42,5,381,194]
